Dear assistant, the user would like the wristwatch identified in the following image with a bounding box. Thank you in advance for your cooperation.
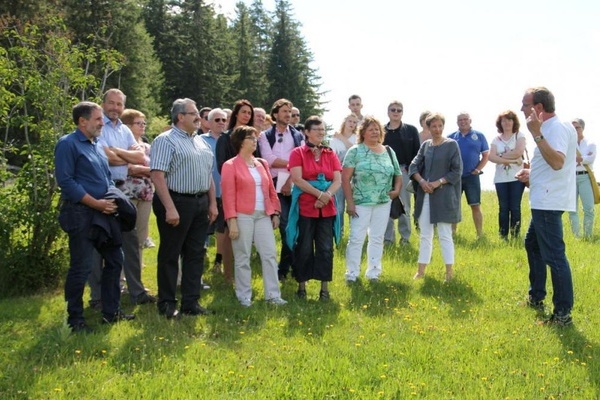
[534,135,545,143]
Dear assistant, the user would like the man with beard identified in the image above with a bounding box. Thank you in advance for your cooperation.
[55,102,134,332]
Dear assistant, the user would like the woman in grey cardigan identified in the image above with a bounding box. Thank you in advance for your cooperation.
[408,113,463,282]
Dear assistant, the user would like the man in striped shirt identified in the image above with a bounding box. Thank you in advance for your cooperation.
[150,98,218,319]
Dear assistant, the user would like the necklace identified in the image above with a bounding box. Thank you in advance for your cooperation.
[244,157,255,168]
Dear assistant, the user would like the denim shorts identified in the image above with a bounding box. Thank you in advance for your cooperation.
[461,174,481,205]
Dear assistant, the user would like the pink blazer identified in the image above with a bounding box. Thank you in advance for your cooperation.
[221,155,281,220]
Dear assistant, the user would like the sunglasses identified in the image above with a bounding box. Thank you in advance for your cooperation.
[277,133,283,143]
[214,118,226,123]
[389,108,403,113]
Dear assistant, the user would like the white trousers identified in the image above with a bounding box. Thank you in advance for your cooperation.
[418,194,454,265]
[345,201,391,280]
[231,211,281,301]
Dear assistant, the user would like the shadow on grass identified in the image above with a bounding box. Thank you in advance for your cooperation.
[551,325,600,394]
[346,279,411,317]
[417,276,482,319]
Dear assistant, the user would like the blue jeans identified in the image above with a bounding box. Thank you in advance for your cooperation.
[495,180,526,237]
[524,209,574,315]
[59,203,123,326]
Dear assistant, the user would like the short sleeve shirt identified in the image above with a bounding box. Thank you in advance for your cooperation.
[448,129,489,177]
[343,143,401,206]
[288,145,342,218]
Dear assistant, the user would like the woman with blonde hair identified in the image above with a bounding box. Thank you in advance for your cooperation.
[329,113,358,233]
[342,116,401,282]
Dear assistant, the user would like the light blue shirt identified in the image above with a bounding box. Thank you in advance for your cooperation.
[201,132,222,198]
[151,126,214,194]
[97,114,137,181]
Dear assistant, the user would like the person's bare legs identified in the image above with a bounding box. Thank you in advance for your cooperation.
[471,204,483,238]
[445,264,454,282]
[414,263,427,279]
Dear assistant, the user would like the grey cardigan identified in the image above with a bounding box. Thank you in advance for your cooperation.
[409,139,463,224]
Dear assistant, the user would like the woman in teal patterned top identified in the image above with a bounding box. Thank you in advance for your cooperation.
[342,116,401,282]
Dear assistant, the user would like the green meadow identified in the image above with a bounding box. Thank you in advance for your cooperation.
[1,191,599,399]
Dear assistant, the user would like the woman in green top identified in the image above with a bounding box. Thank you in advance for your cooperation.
[342,116,402,282]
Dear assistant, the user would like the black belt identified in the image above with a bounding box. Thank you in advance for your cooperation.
[169,190,207,198]
[576,171,588,175]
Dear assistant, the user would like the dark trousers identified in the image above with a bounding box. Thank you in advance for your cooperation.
[525,209,574,315]
[495,180,526,237]
[277,193,294,276]
[89,227,145,302]
[293,215,334,282]
[153,193,209,311]
[59,203,123,325]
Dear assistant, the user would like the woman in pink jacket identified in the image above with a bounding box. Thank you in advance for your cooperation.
[221,126,287,307]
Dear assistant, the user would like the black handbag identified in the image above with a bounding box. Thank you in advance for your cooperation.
[385,146,405,219]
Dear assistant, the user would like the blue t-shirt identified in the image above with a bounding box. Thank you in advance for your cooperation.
[448,129,489,177]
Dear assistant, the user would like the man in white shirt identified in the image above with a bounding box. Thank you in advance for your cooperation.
[516,86,577,326]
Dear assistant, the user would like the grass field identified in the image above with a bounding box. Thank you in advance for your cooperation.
[1,191,599,399]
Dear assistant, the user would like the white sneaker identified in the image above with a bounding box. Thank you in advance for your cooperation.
[143,237,156,248]
[239,298,252,307]
[266,297,287,305]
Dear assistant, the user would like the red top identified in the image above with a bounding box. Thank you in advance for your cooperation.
[288,145,342,218]
[221,155,281,220]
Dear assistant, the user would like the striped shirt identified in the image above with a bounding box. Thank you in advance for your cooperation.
[150,125,214,193]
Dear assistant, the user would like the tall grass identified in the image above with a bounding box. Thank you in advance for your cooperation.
[1,191,599,399]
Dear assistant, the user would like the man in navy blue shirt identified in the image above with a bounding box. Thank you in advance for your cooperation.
[448,112,489,238]
[55,101,134,332]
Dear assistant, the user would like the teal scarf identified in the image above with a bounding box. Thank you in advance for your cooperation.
[285,173,341,250]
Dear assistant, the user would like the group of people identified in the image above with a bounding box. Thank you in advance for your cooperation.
[55,86,587,332]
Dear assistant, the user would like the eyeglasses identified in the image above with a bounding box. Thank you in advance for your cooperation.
[133,121,147,126]
[389,108,403,113]
[181,111,200,116]
[245,136,258,142]
[292,114,300,117]
[214,118,227,123]
[277,133,283,143]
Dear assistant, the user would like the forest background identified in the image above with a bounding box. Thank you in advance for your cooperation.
[0,0,322,296]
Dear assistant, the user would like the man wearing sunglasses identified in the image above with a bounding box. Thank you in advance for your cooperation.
[291,107,305,133]
[199,107,212,134]
[200,108,231,281]
[383,101,420,246]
